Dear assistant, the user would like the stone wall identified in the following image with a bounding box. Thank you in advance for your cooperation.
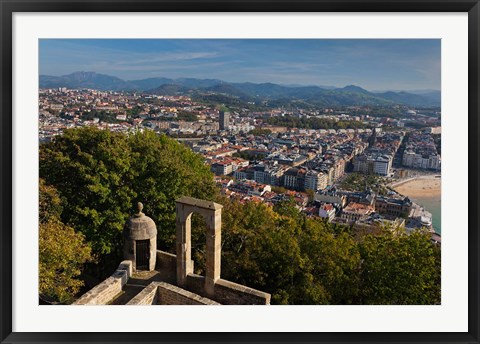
[185,274,270,305]
[156,250,177,275]
[213,279,270,305]
[156,250,195,282]
[157,282,219,305]
[126,281,219,305]
[126,282,158,305]
[185,273,205,293]
[73,261,132,305]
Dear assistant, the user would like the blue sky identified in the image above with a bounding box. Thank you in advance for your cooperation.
[39,39,440,91]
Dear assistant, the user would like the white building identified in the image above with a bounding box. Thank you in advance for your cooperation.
[304,170,328,191]
[402,151,441,171]
[353,153,393,176]
[319,204,336,222]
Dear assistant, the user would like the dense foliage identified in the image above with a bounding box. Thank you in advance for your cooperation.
[266,115,368,130]
[220,197,440,305]
[359,231,441,304]
[339,172,390,195]
[40,127,216,270]
[248,128,272,136]
[39,179,93,304]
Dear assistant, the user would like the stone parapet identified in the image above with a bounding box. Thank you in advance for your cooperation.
[214,279,271,305]
[126,282,158,305]
[186,273,271,305]
[126,281,219,305]
[73,260,132,305]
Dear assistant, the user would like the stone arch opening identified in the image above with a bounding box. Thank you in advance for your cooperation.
[190,212,208,275]
[175,196,222,296]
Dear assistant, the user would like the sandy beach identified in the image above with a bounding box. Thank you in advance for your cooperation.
[392,175,441,198]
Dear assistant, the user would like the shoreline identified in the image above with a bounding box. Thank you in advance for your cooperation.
[391,174,441,199]
[391,174,441,234]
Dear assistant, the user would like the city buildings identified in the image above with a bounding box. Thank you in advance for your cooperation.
[39,87,440,238]
[219,111,230,131]
[402,132,441,171]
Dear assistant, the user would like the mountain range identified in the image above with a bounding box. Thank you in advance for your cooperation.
[39,71,441,107]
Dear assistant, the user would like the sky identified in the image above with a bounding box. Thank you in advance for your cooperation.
[39,39,441,91]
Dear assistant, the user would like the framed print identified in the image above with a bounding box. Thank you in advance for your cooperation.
[1,1,479,343]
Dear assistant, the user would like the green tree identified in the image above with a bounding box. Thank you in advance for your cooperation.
[221,199,343,304]
[40,127,136,262]
[273,197,301,220]
[39,178,62,223]
[248,128,272,136]
[39,127,217,277]
[39,180,93,304]
[359,230,441,304]
[299,219,361,304]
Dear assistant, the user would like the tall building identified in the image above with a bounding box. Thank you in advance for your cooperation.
[368,127,377,148]
[219,111,230,130]
[304,170,328,191]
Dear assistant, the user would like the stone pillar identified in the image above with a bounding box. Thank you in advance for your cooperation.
[176,204,193,288]
[205,209,222,296]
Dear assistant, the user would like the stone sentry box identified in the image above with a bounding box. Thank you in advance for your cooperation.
[124,202,157,271]
[175,196,222,296]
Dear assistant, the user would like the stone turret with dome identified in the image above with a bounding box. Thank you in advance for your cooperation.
[123,202,157,271]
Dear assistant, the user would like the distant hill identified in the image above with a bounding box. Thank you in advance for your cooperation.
[39,71,440,107]
[338,85,372,95]
[204,82,252,99]
[408,90,441,105]
[40,71,134,90]
[127,77,175,90]
[375,91,439,107]
[146,84,192,95]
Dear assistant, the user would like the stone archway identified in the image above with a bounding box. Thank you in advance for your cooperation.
[175,196,222,295]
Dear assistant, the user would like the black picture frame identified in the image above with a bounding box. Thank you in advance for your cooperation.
[1,1,479,343]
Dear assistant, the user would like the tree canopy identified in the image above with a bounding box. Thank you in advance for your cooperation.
[359,230,441,304]
[219,198,440,305]
[265,115,368,130]
[39,179,93,304]
[40,127,217,268]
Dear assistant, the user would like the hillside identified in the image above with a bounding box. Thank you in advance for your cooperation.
[40,71,441,107]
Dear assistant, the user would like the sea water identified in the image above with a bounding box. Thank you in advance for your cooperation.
[410,196,441,234]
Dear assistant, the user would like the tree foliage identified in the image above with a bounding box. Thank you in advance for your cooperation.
[266,115,367,130]
[219,197,440,305]
[39,179,93,304]
[248,128,272,136]
[39,127,217,266]
[359,230,441,304]
[339,172,389,195]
